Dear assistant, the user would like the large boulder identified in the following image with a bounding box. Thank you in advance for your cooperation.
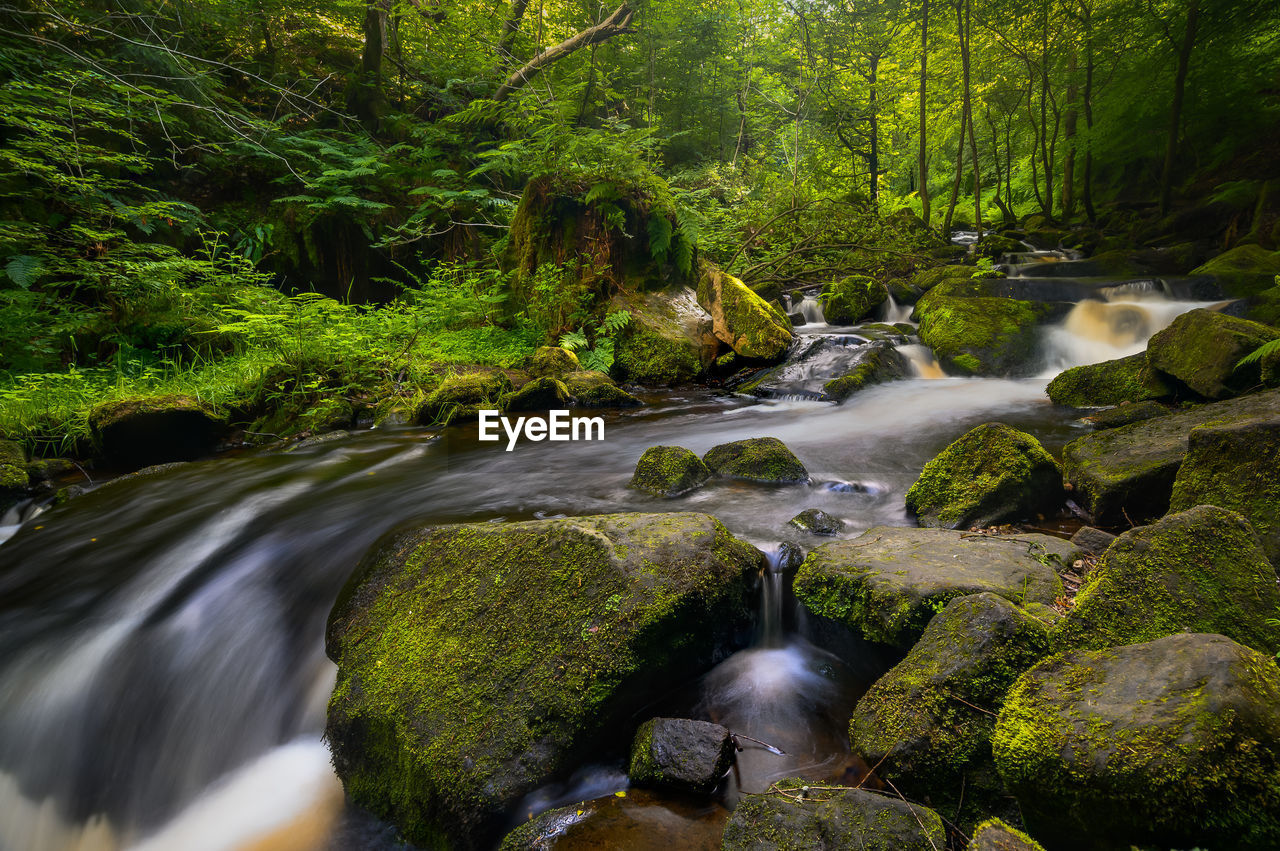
[821,343,909,402]
[324,513,761,849]
[1061,388,1280,525]
[500,377,571,411]
[87,394,225,468]
[629,446,712,497]
[627,717,732,795]
[793,527,1074,648]
[1191,243,1280,298]
[968,819,1046,851]
[703,437,808,484]
[905,423,1063,529]
[1045,353,1173,407]
[850,594,1050,824]
[1169,412,1280,563]
[820,275,888,325]
[611,289,708,386]
[993,633,1280,850]
[916,296,1048,375]
[721,782,946,851]
[1056,505,1280,655]
[696,264,793,361]
[416,370,512,423]
[1145,308,1280,399]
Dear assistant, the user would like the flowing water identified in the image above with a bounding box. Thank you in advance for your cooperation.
[0,249,1231,850]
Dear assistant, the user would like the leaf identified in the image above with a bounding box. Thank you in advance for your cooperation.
[559,329,589,351]
[1236,338,1280,369]
[4,255,42,289]
[584,182,621,205]
[647,216,673,263]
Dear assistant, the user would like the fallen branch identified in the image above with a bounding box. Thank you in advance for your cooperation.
[494,3,636,100]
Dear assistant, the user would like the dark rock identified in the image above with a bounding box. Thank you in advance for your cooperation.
[628,446,712,498]
[849,594,1050,825]
[993,633,1280,850]
[721,782,946,851]
[627,717,733,795]
[703,437,808,484]
[1146,308,1280,399]
[789,508,844,536]
[501,377,571,411]
[906,422,1063,529]
[1086,400,1171,430]
[821,275,888,324]
[1045,353,1173,407]
[1061,388,1280,525]
[24,457,79,483]
[562,370,643,408]
[1068,526,1115,556]
[87,394,224,468]
[416,370,512,423]
[1169,412,1280,563]
[793,527,1074,648]
[1056,505,1280,654]
[325,513,761,849]
[968,818,1046,851]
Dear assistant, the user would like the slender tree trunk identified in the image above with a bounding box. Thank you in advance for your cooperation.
[918,0,931,225]
[500,0,531,56]
[1061,50,1078,218]
[961,0,981,236]
[1037,0,1053,217]
[256,1,276,70]
[943,0,969,236]
[868,53,880,202]
[1159,0,1200,216]
[1081,2,1097,222]
[351,0,389,126]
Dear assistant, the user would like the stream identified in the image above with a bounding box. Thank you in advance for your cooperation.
[0,248,1225,850]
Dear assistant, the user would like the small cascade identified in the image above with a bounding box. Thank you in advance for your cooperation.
[880,294,914,325]
[797,293,825,325]
[899,344,946,379]
[1041,291,1222,372]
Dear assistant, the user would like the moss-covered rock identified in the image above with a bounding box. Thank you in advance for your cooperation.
[1060,387,1280,525]
[1,439,29,493]
[325,513,761,849]
[793,527,1074,648]
[968,818,1046,851]
[628,446,712,497]
[703,437,808,484]
[415,369,512,423]
[500,377,571,411]
[820,275,888,325]
[1056,505,1280,655]
[788,508,844,536]
[721,782,946,851]
[527,346,580,379]
[87,394,225,468]
[1045,353,1173,407]
[977,234,1027,259]
[821,343,908,402]
[905,423,1063,529]
[561,369,642,408]
[916,296,1047,375]
[628,717,733,795]
[1086,400,1171,430]
[850,594,1050,826]
[1191,243,1280,298]
[696,264,792,361]
[1145,308,1280,399]
[611,290,706,386]
[992,633,1280,850]
[910,265,977,295]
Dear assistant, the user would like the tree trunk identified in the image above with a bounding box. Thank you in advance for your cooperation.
[494,3,636,101]
[350,0,390,126]
[1061,50,1078,218]
[961,0,981,237]
[1081,1,1097,222]
[943,0,969,237]
[868,53,880,202]
[500,0,531,57]
[1037,0,1053,217]
[1159,0,1199,216]
[918,0,930,226]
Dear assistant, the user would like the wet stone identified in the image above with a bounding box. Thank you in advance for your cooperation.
[1068,526,1116,556]
[628,717,733,795]
[789,508,844,536]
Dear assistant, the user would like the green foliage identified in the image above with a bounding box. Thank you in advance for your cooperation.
[559,310,630,373]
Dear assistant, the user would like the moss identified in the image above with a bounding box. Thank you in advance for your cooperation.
[822,344,905,402]
[611,291,702,386]
[1086,400,1171,430]
[910,265,976,294]
[969,818,1046,851]
[702,437,808,484]
[788,508,843,535]
[905,422,1062,529]
[1191,244,1280,298]
[0,439,28,491]
[527,346,580,378]
[820,275,888,324]
[325,513,760,849]
[697,264,792,360]
[86,393,224,467]
[628,446,711,497]
[1046,352,1173,407]
[916,296,1047,376]
[415,369,512,424]
[1146,308,1280,400]
[499,377,571,411]
[991,634,1280,849]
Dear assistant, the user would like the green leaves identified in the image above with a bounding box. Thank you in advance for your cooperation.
[4,256,42,290]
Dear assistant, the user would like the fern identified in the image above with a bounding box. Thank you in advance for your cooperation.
[601,310,631,334]
[584,182,622,205]
[559,329,589,351]
[1237,338,1280,369]
[581,339,615,372]
[647,216,673,263]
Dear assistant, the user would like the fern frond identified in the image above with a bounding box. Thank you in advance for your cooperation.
[1237,338,1280,369]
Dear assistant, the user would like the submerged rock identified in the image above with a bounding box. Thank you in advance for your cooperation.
[721,782,946,851]
[916,296,1048,375]
[627,717,733,795]
[968,818,1046,851]
[821,275,888,325]
[1056,505,1280,654]
[905,422,1063,529]
[628,446,712,498]
[527,346,580,379]
[793,527,1074,648]
[416,369,512,423]
[697,264,793,361]
[703,437,808,484]
[1169,412,1280,562]
[788,508,844,535]
[325,513,760,849]
[1061,387,1280,525]
[993,633,1280,850]
[1045,353,1172,407]
[1145,308,1280,399]
[501,377,571,411]
[849,594,1050,825]
[88,394,224,468]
